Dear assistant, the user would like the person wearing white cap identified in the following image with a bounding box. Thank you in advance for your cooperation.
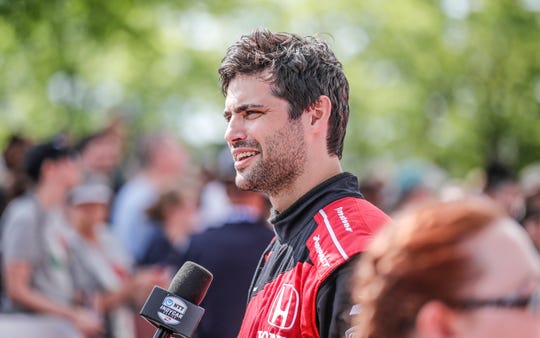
[66,181,169,338]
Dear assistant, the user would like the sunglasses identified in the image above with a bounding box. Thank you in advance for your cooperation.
[447,287,540,314]
[343,289,540,338]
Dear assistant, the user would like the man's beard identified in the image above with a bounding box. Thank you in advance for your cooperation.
[236,119,306,196]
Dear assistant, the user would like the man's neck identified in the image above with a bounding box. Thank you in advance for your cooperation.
[269,160,342,213]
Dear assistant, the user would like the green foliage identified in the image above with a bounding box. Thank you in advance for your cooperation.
[0,0,538,177]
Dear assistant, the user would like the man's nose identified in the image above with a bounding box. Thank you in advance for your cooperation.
[224,115,247,144]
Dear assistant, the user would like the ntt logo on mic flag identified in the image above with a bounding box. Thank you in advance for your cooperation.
[157,296,188,325]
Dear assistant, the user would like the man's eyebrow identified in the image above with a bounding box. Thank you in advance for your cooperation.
[224,103,266,116]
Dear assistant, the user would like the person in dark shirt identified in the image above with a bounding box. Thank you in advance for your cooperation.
[183,147,273,338]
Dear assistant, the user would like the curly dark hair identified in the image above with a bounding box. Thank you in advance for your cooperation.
[218,28,350,159]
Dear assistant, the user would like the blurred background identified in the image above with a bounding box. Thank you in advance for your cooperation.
[1,0,539,179]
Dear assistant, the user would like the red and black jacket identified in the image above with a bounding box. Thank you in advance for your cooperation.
[238,173,390,337]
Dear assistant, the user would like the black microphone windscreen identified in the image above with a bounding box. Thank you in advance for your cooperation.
[168,261,213,306]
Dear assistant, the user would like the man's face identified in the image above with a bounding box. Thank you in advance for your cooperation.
[455,219,540,338]
[153,137,187,176]
[223,74,307,195]
[46,156,81,189]
[83,134,122,173]
[70,203,108,229]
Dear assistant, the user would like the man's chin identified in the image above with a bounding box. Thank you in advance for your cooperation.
[235,174,263,192]
[234,176,250,191]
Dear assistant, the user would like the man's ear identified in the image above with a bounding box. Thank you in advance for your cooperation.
[416,301,459,338]
[307,95,332,129]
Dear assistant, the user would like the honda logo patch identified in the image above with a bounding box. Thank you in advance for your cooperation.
[267,284,299,329]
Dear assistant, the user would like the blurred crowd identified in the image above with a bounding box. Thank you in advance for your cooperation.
[357,157,540,249]
[0,119,273,338]
[0,120,539,338]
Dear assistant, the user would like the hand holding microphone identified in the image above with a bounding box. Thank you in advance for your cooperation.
[140,261,213,338]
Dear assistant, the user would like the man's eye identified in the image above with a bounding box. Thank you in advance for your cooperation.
[245,111,262,119]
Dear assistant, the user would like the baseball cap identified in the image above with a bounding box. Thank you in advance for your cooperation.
[69,182,112,206]
[24,136,77,182]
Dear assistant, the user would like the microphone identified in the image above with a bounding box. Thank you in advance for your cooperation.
[140,261,213,338]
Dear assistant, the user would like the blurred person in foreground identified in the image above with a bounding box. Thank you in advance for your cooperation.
[183,147,274,338]
[218,28,390,337]
[111,132,188,262]
[0,137,103,337]
[351,199,540,338]
[66,181,169,338]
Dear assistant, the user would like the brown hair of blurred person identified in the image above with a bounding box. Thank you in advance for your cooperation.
[146,187,199,247]
[351,199,540,338]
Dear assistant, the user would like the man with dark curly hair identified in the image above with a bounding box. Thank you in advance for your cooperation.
[218,28,390,337]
